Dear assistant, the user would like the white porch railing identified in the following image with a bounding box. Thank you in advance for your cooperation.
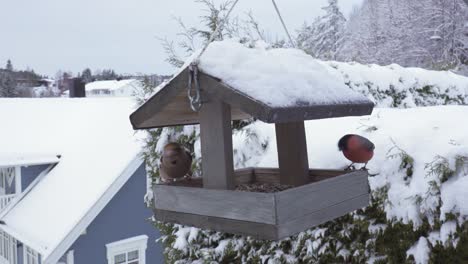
[0,194,16,212]
[0,231,17,264]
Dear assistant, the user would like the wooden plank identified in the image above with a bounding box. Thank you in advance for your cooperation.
[234,168,255,184]
[154,209,279,240]
[135,89,251,128]
[254,168,280,184]
[275,171,369,224]
[199,100,235,190]
[275,122,309,186]
[162,169,254,187]
[153,185,276,224]
[164,178,204,188]
[308,169,347,177]
[309,169,347,182]
[252,168,346,184]
[277,194,370,239]
[268,103,375,124]
[130,68,189,129]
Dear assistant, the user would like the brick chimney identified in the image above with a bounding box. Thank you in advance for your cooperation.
[69,78,86,98]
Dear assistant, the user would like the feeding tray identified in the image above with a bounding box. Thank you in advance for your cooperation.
[130,45,374,240]
[154,168,368,240]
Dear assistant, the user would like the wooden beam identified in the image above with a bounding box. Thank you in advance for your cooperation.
[152,170,370,240]
[275,171,369,224]
[154,185,276,224]
[275,122,309,186]
[199,100,235,189]
[277,194,369,240]
[154,209,279,240]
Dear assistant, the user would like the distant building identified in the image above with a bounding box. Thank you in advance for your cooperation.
[85,79,142,97]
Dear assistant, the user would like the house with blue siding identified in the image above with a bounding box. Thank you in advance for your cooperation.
[0,98,164,264]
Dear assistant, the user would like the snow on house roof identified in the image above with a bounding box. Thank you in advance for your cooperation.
[85,79,140,92]
[197,40,370,107]
[0,98,142,262]
[0,153,60,167]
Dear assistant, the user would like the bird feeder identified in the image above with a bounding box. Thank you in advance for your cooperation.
[130,65,374,240]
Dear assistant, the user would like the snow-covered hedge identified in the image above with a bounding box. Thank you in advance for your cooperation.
[145,62,468,264]
[322,61,468,108]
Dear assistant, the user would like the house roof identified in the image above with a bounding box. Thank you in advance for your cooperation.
[0,98,143,263]
[0,153,60,167]
[130,40,373,129]
[86,79,139,92]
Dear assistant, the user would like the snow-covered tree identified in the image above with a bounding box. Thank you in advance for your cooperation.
[0,71,18,97]
[421,0,468,70]
[160,0,275,68]
[81,68,93,83]
[297,0,346,60]
[5,59,13,71]
[339,0,468,73]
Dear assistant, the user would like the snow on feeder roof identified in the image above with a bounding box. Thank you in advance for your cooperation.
[130,40,373,129]
[130,40,374,240]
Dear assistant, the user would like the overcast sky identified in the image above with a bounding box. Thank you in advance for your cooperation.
[0,0,363,77]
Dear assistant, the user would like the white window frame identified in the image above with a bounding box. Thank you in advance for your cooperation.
[106,235,148,264]
[0,166,20,195]
[57,250,74,264]
[14,166,21,195]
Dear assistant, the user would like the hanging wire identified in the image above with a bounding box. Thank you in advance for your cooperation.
[271,0,296,48]
[194,0,242,63]
[188,0,241,112]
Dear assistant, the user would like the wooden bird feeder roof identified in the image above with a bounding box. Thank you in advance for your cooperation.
[130,67,373,129]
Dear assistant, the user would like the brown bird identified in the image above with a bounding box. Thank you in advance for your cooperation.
[338,134,375,170]
[159,142,192,182]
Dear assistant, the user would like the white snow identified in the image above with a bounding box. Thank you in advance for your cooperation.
[428,221,458,247]
[215,240,231,255]
[406,237,430,264]
[197,40,370,107]
[441,171,468,221]
[173,227,192,252]
[0,98,142,259]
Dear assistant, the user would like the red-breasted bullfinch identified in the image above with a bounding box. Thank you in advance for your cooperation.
[338,134,375,170]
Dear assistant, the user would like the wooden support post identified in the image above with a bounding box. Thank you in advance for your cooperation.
[275,122,309,186]
[199,100,235,189]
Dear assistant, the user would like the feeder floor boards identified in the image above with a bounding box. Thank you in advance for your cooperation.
[153,168,369,240]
